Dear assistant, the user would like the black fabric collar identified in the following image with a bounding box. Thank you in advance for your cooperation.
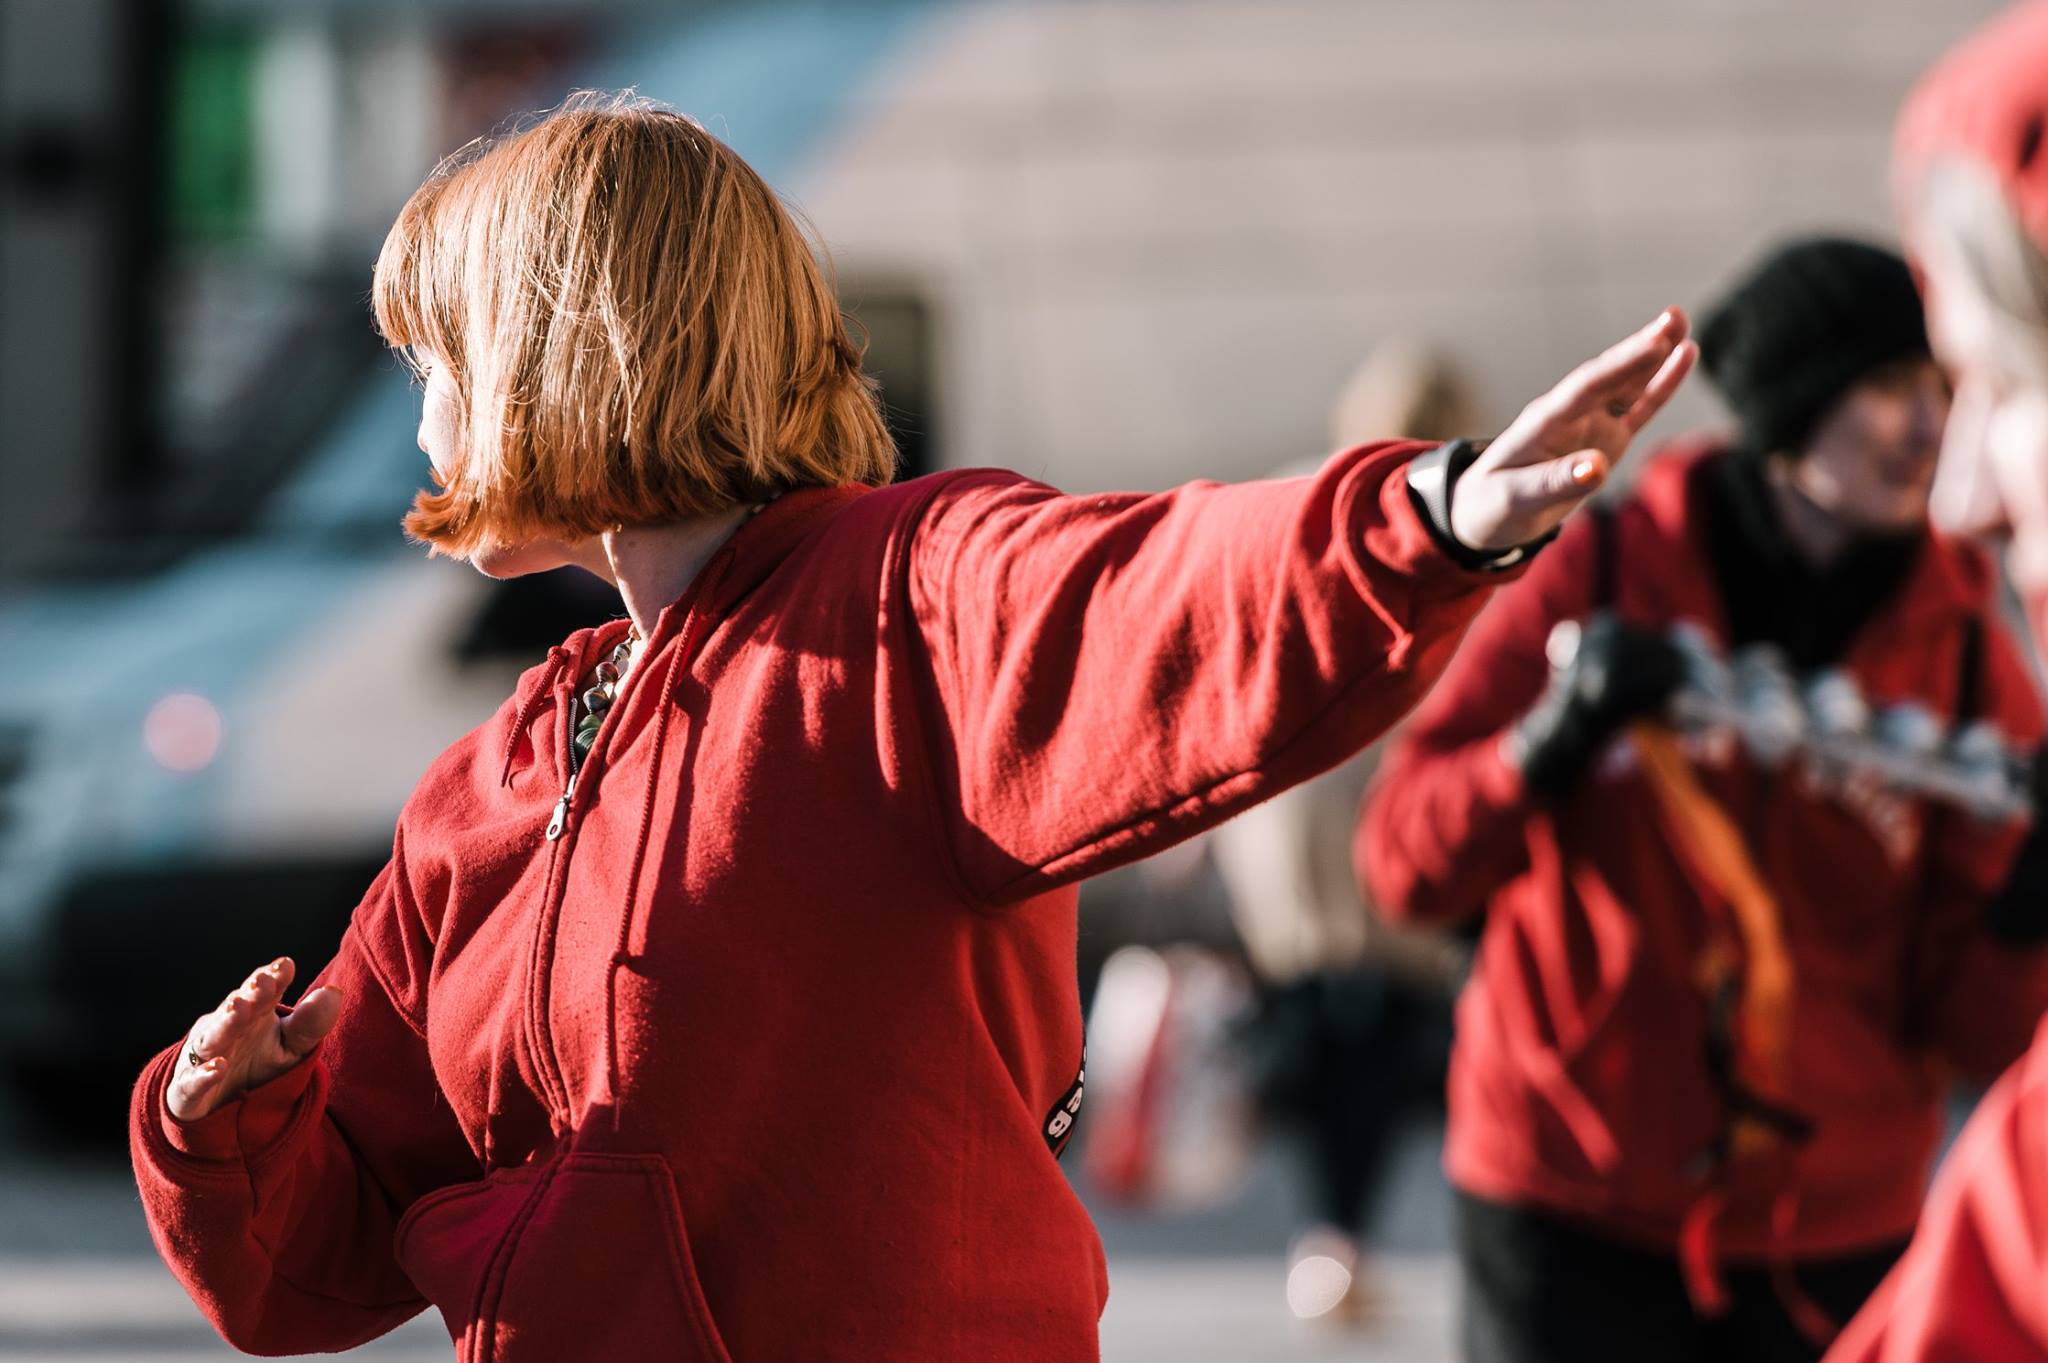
[1697,451,1923,671]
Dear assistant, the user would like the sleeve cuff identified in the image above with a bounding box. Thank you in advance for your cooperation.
[1404,439,1560,573]
[1352,442,1539,598]
[153,1043,323,1163]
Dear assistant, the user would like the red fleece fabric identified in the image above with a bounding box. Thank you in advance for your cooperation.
[1825,1014,2048,1363]
[1357,441,2048,1262]
[131,444,1508,1362]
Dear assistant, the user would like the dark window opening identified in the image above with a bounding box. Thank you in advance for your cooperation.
[843,283,938,483]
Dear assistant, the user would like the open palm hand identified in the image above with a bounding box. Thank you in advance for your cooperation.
[167,957,343,1123]
[1451,308,1698,551]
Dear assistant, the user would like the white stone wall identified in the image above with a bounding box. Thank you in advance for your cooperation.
[795,0,2006,491]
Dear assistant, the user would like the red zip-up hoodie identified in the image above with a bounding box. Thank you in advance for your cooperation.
[130,442,1507,1362]
[1357,442,2048,1262]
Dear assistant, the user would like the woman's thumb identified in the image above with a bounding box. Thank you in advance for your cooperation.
[280,986,344,1058]
[1518,449,1607,514]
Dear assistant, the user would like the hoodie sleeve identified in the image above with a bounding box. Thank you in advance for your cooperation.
[1354,506,1601,925]
[1904,619,2048,1081]
[128,828,480,1356]
[1824,1016,2048,1363]
[902,440,1523,905]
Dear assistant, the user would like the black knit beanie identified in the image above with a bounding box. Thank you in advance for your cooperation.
[1697,237,1930,458]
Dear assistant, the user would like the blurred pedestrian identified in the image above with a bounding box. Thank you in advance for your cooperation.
[1358,238,2048,1363]
[125,92,1694,1361]
[1827,5,2048,1359]
[1212,342,1476,1325]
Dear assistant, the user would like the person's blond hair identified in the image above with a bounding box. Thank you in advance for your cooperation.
[372,91,896,558]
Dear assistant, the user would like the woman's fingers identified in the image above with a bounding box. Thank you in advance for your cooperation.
[168,958,331,1123]
[1620,339,1699,433]
[187,959,290,1063]
[167,1055,231,1121]
[1529,307,1691,438]
[1457,309,1695,551]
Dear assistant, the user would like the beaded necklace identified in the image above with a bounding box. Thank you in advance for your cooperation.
[571,626,640,764]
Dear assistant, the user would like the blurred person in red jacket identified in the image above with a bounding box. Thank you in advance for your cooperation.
[1357,236,2048,1363]
[124,93,1697,1362]
[1828,4,2048,1359]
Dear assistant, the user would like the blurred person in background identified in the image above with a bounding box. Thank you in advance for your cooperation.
[1358,236,2048,1363]
[1213,342,1477,1326]
[1829,3,2048,1358]
[125,92,1696,1361]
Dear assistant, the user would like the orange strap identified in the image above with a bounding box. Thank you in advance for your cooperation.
[1632,725,1848,1344]
[1629,725,1797,1095]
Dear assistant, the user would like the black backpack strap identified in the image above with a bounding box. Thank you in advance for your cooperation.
[1590,500,1619,613]
[1956,613,1985,726]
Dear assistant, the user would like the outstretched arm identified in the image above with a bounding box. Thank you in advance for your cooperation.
[906,312,1694,903]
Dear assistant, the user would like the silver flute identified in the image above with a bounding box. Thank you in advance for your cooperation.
[1545,618,2034,822]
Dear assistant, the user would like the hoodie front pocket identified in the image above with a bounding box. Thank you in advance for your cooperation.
[394,1152,733,1363]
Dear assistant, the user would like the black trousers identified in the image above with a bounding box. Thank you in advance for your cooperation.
[1456,1193,1905,1363]
[1240,968,1454,1234]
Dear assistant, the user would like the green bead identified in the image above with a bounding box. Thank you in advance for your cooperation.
[583,686,611,714]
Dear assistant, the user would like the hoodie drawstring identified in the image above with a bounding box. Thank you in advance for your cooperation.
[499,647,571,788]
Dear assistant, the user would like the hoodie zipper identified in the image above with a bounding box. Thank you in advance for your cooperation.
[522,608,683,1126]
[522,627,633,1126]
[543,624,630,839]
[521,528,750,1129]
[544,776,577,841]
[544,635,615,840]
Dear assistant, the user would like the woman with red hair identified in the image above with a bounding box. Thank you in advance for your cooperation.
[127,93,1693,1361]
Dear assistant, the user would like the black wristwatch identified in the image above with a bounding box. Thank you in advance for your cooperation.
[1405,438,1558,572]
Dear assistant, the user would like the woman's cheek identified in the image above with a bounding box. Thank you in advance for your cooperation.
[1991,396,2048,642]
[421,371,462,482]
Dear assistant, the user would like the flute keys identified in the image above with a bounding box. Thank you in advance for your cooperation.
[1949,720,2031,820]
[1875,702,1944,762]
[1804,670,1869,740]
[1732,646,1803,765]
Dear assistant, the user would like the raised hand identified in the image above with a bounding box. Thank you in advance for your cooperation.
[166,957,344,1123]
[1451,309,1697,552]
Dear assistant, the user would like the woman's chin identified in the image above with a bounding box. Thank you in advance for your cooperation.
[469,540,575,580]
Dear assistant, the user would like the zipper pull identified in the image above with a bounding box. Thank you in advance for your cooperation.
[545,772,579,841]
